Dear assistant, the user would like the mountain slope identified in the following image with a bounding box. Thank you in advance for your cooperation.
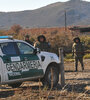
[0,0,90,29]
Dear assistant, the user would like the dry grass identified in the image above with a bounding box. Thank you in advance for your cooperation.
[85,86,90,90]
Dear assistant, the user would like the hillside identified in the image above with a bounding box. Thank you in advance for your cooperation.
[0,0,90,29]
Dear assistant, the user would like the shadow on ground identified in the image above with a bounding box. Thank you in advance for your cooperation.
[21,83,90,94]
[0,90,15,98]
[0,83,90,99]
[66,84,90,94]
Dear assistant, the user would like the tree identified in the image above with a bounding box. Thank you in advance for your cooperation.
[11,24,22,34]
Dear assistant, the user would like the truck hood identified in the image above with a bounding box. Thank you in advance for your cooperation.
[40,51,60,63]
[40,51,57,57]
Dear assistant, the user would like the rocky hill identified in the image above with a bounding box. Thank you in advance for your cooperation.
[0,0,90,29]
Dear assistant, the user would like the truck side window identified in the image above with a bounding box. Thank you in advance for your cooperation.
[1,42,17,55]
[16,42,34,54]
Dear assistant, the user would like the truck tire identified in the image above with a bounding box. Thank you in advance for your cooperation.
[8,83,22,88]
[42,64,59,88]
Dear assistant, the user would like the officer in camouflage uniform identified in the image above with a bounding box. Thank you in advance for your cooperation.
[34,35,51,52]
[72,37,85,71]
[25,35,33,45]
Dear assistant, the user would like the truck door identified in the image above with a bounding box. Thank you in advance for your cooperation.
[1,42,22,81]
[16,42,44,79]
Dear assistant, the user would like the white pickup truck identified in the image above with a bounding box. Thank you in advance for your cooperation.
[0,36,60,88]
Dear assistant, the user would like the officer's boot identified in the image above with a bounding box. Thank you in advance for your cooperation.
[82,64,84,71]
[80,60,84,71]
[75,59,78,72]
[75,66,78,72]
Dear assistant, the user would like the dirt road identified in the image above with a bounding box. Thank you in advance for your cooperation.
[0,59,90,100]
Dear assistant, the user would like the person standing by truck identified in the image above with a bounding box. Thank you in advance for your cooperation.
[34,35,51,52]
[72,37,85,72]
[25,35,33,45]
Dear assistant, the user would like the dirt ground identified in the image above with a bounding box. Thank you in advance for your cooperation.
[0,59,90,100]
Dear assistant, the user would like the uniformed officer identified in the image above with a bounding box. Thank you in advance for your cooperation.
[72,37,85,71]
[25,35,33,45]
[34,35,51,52]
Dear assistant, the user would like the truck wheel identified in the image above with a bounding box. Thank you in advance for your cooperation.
[8,83,22,88]
[42,65,59,88]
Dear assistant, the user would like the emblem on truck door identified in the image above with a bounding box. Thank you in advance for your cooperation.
[11,56,20,62]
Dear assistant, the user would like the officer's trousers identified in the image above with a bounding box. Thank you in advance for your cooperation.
[75,56,84,71]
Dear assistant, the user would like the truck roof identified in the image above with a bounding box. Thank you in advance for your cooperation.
[0,39,23,43]
[0,36,34,48]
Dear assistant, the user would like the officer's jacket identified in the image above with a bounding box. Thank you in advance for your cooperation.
[35,42,51,52]
[72,42,85,57]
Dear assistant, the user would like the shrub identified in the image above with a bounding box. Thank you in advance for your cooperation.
[84,54,90,59]
[65,53,73,59]
[11,24,22,34]
[80,36,90,50]
[3,26,89,56]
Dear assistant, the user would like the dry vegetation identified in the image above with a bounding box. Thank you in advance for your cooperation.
[1,24,90,54]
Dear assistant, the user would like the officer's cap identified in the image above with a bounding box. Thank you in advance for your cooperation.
[73,37,80,42]
[37,35,46,42]
[25,35,30,38]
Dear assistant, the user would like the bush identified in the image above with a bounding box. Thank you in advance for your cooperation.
[84,54,90,59]
[65,53,90,59]
[11,24,22,34]
[80,36,90,50]
[3,26,90,56]
[65,53,73,59]
[50,33,73,54]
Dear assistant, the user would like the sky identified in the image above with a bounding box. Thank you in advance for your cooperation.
[0,0,90,12]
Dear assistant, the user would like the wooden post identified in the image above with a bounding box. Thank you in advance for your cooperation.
[65,10,67,32]
[51,68,53,89]
[59,48,65,87]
